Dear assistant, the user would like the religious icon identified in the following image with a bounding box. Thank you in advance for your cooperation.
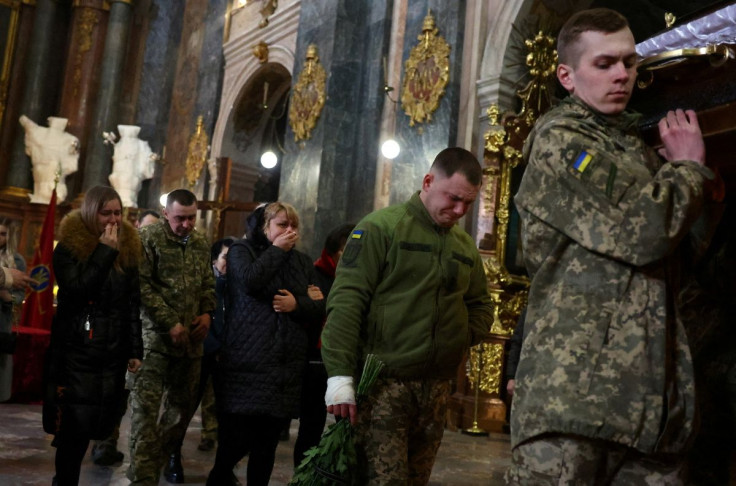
[288,44,326,142]
[400,11,450,127]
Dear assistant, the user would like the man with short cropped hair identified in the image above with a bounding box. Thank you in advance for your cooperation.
[507,8,721,484]
[128,189,215,485]
[322,147,494,483]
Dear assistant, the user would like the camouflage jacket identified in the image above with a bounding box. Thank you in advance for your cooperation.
[139,220,215,358]
[511,97,718,454]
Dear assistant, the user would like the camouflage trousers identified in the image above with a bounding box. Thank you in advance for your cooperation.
[127,349,201,485]
[200,376,217,442]
[354,377,451,485]
[505,434,687,485]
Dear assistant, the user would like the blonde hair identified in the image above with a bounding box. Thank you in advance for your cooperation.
[262,202,300,235]
[0,217,19,269]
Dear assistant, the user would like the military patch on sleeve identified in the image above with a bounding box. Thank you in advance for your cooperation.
[341,238,362,267]
[350,230,364,239]
[572,149,594,173]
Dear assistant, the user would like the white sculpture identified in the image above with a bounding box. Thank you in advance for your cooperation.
[108,125,156,208]
[20,115,79,204]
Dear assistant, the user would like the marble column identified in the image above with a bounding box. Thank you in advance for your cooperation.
[130,0,185,208]
[59,0,109,200]
[390,1,467,205]
[0,1,37,193]
[160,0,209,195]
[4,0,63,197]
[81,0,134,191]
[281,0,393,258]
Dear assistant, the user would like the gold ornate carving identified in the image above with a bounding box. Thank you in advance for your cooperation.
[259,0,277,28]
[252,41,269,63]
[481,30,557,335]
[467,343,504,394]
[185,116,210,189]
[400,11,450,127]
[288,44,326,142]
[72,8,99,99]
[637,44,734,89]
[664,12,676,29]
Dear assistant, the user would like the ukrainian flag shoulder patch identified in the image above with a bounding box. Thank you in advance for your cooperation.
[573,150,594,173]
[351,230,364,239]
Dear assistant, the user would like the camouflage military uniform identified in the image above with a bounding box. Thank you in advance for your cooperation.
[508,97,719,482]
[127,220,215,485]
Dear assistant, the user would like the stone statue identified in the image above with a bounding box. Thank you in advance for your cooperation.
[20,115,79,204]
[108,125,156,208]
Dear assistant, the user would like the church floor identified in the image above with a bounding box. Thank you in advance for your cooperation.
[0,403,511,485]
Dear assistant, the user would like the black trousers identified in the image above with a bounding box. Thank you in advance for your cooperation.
[207,412,283,486]
[293,361,328,467]
[53,434,90,486]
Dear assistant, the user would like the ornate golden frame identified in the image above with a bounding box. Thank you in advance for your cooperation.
[400,11,450,127]
[185,116,210,189]
[481,31,557,336]
[0,0,21,134]
[288,44,326,142]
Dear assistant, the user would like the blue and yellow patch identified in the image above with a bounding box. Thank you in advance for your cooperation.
[572,150,594,173]
[350,230,364,239]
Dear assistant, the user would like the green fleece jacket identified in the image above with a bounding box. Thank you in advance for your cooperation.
[321,192,493,380]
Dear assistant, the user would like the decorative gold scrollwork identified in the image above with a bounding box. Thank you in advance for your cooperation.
[481,30,556,335]
[258,0,278,28]
[664,12,676,29]
[467,343,504,394]
[637,44,734,89]
[288,44,326,142]
[185,116,209,189]
[400,11,450,128]
[252,41,269,63]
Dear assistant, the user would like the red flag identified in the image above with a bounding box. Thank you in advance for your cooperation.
[21,189,57,330]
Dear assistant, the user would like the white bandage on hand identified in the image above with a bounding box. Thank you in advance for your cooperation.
[325,376,355,406]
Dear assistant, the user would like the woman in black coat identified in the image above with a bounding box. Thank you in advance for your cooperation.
[208,202,325,486]
[43,185,143,485]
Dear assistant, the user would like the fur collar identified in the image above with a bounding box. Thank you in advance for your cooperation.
[58,210,142,269]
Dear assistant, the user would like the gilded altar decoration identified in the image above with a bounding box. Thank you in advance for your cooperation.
[665,12,676,29]
[259,0,278,28]
[481,30,557,335]
[400,11,450,127]
[185,116,210,189]
[466,343,504,394]
[288,44,326,142]
[252,41,269,63]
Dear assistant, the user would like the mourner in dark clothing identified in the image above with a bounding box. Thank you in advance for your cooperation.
[208,202,324,486]
[43,185,143,485]
[293,223,354,467]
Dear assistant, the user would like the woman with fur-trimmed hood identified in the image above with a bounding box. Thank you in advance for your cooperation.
[43,185,143,485]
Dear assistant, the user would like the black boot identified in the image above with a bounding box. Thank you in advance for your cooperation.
[163,452,185,484]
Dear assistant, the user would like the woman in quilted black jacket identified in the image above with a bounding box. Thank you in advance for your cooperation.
[208,202,325,486]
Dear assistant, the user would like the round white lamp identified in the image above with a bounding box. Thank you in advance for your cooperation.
[159,192,168,207]
[381,139,400,159]
[260,150,278,169]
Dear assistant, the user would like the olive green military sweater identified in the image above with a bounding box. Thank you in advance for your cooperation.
[321,192,493,380]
